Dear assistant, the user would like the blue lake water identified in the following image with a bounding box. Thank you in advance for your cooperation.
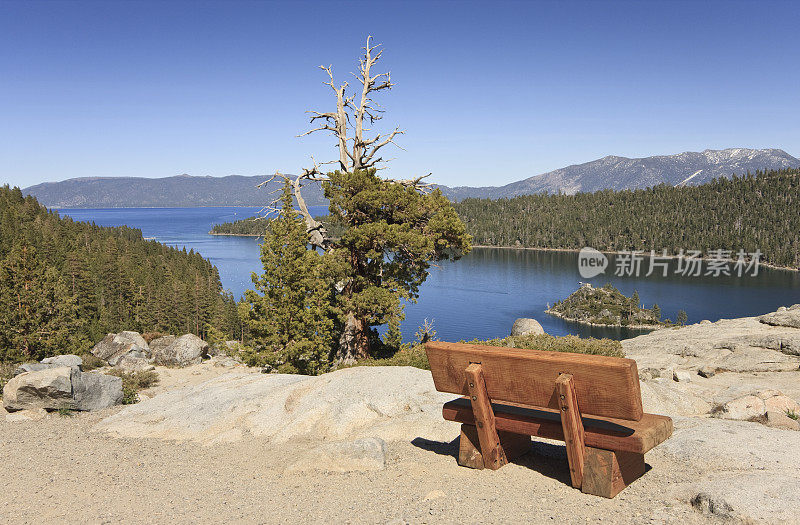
[59,207,800,343]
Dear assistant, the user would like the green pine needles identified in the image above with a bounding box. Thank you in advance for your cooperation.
[239,182,338,374]
[240,172,472,371]
[0,186,239,364]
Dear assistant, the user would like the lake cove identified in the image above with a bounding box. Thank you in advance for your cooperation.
[59,207,800,343]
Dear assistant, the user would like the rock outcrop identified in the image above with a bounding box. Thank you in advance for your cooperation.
[14,354,83,376]
[622,314,800,373]
[151,334,208,367]
[115,354,155,373]
[710,390,800,429]
[87,332,215,370]
[148,335,176,355]
[759,303,800,329]
[72,371,125,411]
[91,331,150,366]
[5,408,48,422]
[3,367,75,411]
[3,366,123,412]
[661,417,800,523]
[14,362,61,375]
[41,354,83,368]
[510,318,545,336]
[95,366,456,445]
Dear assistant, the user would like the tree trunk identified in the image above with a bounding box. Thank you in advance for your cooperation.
[336,312,369,365]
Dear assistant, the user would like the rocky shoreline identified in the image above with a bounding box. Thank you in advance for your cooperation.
[208,231,262,237]
[544,308,664,330]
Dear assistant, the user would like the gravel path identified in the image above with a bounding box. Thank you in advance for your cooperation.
[1,408,707,524]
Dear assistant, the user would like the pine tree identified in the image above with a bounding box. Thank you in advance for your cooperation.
[677,310,688,326]
[0,245,82,361]
[323,169,471,361]
[0,185,238,364]
[382,306,404,354]
[652,303,661,321]
[240,182,337,374]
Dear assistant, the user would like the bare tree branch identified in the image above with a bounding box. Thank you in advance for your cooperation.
[262,37,432,249]
[256,170,329,249]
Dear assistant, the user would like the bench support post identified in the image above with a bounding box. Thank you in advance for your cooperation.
[581,448,646,498]
[458,424,531,469]
[556,373,586,488]
[464,363,507,470]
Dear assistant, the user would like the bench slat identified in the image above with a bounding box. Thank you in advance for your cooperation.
[443,398,672,454]
[425,342,644,421]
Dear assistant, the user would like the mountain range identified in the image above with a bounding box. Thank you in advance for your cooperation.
[23,174,327,208]
[22,148,799,208]
[438,148,800,200]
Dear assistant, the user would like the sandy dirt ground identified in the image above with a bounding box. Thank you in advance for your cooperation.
[1,406,709,525]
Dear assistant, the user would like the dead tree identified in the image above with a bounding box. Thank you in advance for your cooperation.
[260,36,430,248]
[260,36,432,364]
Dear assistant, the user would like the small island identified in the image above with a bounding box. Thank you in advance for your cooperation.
[210,213,346,238]
[546,283,675,328]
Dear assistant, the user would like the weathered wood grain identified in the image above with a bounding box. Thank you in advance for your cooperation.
[465,363,507,470]
[425,342,644,421]
[458,424,485,469]
[442,398,672,454]
[458,424,532,469]
[581,448,646,498]
[556,373,585,488]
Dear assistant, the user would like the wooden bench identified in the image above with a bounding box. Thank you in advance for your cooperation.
[425,341,673,498]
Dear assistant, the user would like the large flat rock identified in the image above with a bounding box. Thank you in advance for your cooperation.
[659,417,800,523]
[623,316,800,373]
[95,366,457,445]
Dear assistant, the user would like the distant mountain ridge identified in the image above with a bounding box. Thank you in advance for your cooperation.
[23,174,326,208]
[21,148,799,207]
[437,148,800,200]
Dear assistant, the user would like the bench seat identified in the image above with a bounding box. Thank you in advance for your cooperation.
[443,397,673,455]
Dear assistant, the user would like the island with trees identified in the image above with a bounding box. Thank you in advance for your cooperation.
[546,283,684,328]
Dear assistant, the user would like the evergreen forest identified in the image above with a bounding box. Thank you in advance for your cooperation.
[0,186,239,363]
[454,168,800,268]
[212,168,800,269]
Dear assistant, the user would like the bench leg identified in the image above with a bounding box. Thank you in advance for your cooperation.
[458,424,531,469]
[556,373,586,489]
[581,448,646,498]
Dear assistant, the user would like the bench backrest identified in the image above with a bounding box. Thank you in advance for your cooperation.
[425,341,643,421]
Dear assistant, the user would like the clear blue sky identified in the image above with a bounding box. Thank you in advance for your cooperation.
[1,0,798,189]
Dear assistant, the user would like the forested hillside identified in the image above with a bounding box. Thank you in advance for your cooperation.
[454,168,800,268]
[0,186,239,363]
[211,169,800,269]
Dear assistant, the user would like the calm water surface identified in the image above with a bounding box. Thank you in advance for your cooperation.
[59,207,800,343]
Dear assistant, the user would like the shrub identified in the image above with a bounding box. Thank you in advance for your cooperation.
[350,333,625,371]
[106,369,159,404]
[462,333,625,358]
[0,362,15,399]
[142,332,167,344]
[79,352,107,371]
[353,344,430,370]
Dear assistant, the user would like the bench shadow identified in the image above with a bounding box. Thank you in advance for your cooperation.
[410,437,651,488]
[410,436,460,459]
